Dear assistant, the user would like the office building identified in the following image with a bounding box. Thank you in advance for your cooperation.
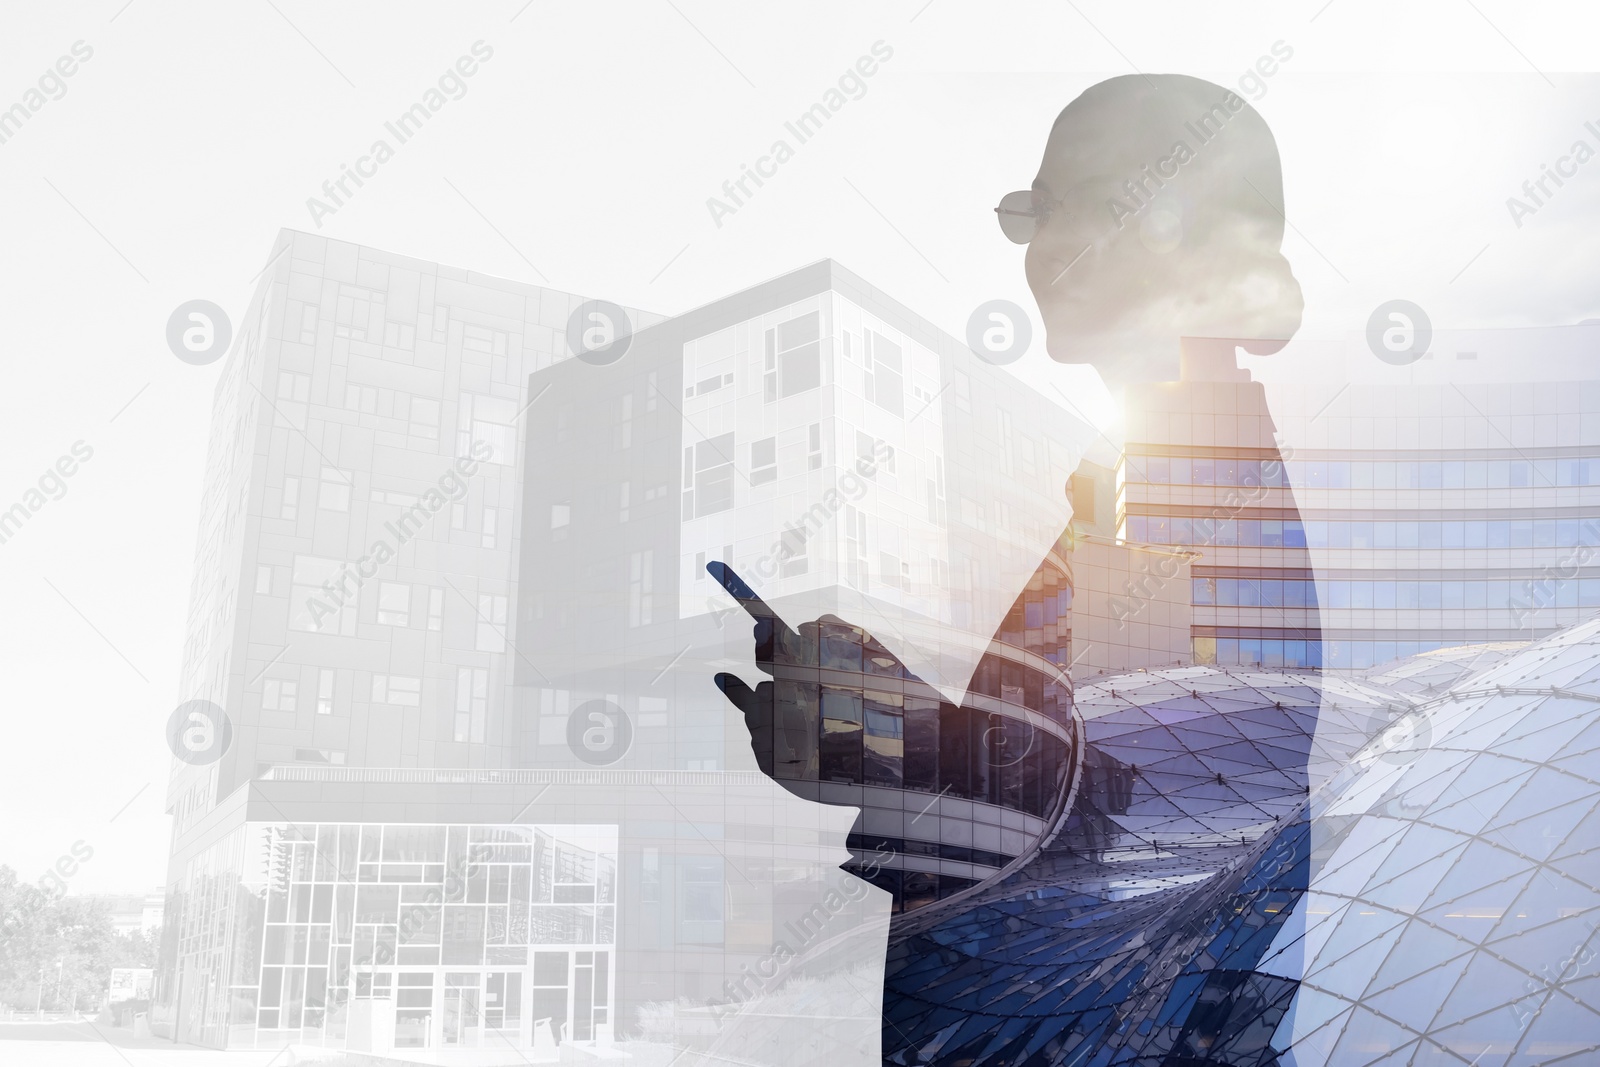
[1121,324,1600,670]
[156,228,666,1052]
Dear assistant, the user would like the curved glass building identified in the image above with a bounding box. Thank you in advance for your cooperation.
[880,666,1357,1064]
[882,633,1600,1065]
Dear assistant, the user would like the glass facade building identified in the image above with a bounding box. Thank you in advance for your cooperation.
[1120,328,1600,672]
[168,820,616,1050]
[155,228,679,1053]
[883,632,1600,1064]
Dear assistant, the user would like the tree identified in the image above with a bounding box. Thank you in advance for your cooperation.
[0,866,157,1012]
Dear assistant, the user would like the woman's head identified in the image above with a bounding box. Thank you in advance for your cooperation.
[1001,74,1302,383]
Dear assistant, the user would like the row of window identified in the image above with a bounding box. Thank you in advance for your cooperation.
[1127,455,1600,490]
[268,825,605,884]
[284,556,510,649]
[1194,576,1600,610]
[294,293,501,355]
[258,666,490,744]
[277,471,504,544]
[679,424,876,520]
[1191,637,1323,669]
[275,371,521,467]
[753,680,1070,818]
[259,904,612,966]
[691,310,925,416]
[847,833,1011,871]
[252,961,581,1043]
[753,629,1071,722]
[1129,515,1600,550]
[1193,636,1464,671]
[251,965,547,1040]
[278,372,441,440]
[844,867,976,916]
[753,578,1072,676]
[260,575,451,629]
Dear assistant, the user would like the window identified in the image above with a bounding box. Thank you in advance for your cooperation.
[316,670,335,715]
[476,594,508,652]
[680,857,724,942]
[880,550,905,589]
[319,467,351,511]
[263,678,298,711]
[409,397,439,439]
[903,697,939,793]
[277,371,311,403]
[255,565,273,594]
[808,423,822,470]
[281,478,300,520]
[1069,474,1096,525]
[682,433,735,518]
[344,383,377,413]
[845,505,867,588]
[463,324,507,356]
[427,588,444,632]
[763,329,777,401]
[864,330,904,416]
[779,526,808,578]
[766,311,821,399]
[550,504,570,539]
[384,321,416,349]
[394,972,433,1046]
[751,437,777,485]
[863,690,904,787]
[458,393,517,465]
[455,667,489,743]
[289,555,357,635]
[630,550,654,627]
[452,502,467,530]
[482,508,498,549]
[855,432,880,479]
[293,748,345,765]
[641,848,661,903]
[688,371,733,398]
[820,686,864,783]
[334,289,373,340]
[378,582,410,626]
[298,305,318,344]
[371,675,421,707]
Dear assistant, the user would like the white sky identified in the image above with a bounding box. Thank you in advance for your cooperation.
[2,0,1598,894]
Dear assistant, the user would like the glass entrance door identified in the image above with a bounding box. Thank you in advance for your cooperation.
[442,973,481,1047]
[485,972,522,1039]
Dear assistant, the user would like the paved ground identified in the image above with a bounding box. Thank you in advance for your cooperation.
[0,1021,308,1065]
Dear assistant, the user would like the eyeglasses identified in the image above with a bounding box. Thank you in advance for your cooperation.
[994,189,1052,244]
[994,181,1125,246]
